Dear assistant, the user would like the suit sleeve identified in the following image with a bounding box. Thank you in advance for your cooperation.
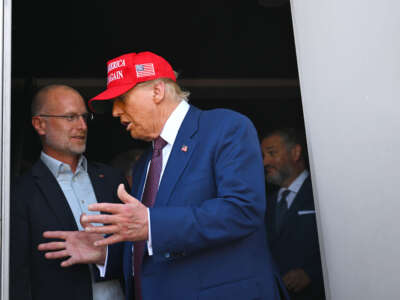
[101,243,125,280]
[93,165,129,282]
[303,223,325,296]
[150,114,266,255]
[10,181,33,300]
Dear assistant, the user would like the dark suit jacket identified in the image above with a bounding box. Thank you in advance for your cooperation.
[266,176,325,300]
[10,159,126,300]
[106,105,286,300]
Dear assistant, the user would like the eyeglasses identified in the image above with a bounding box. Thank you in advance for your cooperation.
[37,112,94,122]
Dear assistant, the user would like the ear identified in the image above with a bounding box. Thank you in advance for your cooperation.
[32,116,46,136]
[291,144,302,162]
[152,81,166,104]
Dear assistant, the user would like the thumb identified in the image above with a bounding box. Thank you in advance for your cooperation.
[117,183,136,204]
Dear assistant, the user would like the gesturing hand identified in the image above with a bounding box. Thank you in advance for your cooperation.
[81,184,149,246]
[37,216,106,267]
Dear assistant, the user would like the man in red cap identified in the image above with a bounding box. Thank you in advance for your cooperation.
[39,51,288,300]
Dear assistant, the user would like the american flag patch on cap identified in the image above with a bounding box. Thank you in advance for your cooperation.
[135,63,155,78]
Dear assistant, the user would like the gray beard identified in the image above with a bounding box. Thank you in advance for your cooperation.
[266,165,293,186]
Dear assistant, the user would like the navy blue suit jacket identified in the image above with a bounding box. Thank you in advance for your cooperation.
[266,176,325,300]
[10,159,126,300]
[107,105,285,300]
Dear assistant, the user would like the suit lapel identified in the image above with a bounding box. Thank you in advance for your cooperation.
[88,163,110,204]
[286,176,311,219]
[32,160,77,230]
[276,177,311,236]
[132,150,152,200]
[155,106,200,206]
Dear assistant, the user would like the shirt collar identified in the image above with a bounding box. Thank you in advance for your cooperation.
[287,169,309,193]
[158,100,190,147]
[40,151,87,177]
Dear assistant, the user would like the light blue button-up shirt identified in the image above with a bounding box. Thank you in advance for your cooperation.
[41,152,99,230]
[41,152,124,300]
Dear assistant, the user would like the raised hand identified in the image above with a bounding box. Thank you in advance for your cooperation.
[37,215,106,267]
[81,184,149,246]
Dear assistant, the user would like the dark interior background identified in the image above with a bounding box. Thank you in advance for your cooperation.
[11,0,303,178]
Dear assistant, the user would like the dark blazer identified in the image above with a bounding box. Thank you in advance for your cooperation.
[266,176,325,300]
[10,159,126,300]
[107,105,286,300]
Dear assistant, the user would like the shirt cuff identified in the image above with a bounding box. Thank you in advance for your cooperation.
[147,208,153,256]
[96,246,108,277]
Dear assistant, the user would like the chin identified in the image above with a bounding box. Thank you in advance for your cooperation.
[266,175,282,186]
[131,131,152,142]
[130,131,140,140]
[71,146,86,155]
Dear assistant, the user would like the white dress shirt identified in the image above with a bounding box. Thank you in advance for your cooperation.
[99,100,190,276]
[146,100,190,255]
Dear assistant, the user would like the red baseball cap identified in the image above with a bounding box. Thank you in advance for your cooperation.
[89,51,176,111]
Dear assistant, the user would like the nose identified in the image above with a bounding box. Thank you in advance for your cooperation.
[112,100,123,117]
[263,152,272,167]
[77,114,88,130]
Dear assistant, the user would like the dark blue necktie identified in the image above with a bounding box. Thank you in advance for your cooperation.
[134,137,167,300]
[276,189,290,232]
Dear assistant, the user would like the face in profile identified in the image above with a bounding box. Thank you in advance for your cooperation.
[261,134,294,186]
[112,83,159,142]
[34,88,88,161]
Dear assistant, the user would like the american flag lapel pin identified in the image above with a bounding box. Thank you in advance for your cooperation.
[99,174,105,178]
[181,145,188,152]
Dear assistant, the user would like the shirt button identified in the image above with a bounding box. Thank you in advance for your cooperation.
[81,200,85,204]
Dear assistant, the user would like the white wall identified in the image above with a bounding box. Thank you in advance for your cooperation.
[1,0,12,299]
[290,1,400,299]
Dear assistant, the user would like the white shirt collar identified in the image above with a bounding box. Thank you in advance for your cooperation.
[158,100,190,147]
[287,169,309,193]
[40,151,87,177]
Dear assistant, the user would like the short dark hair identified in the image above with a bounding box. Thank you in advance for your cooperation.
[262,127,309,166]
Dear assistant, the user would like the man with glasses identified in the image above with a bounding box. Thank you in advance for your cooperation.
[10,84,126,300]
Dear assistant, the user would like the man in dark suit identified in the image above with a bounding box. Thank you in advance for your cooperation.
[38,52,287,300]
[10,85,125,300]
[261,128,325,300]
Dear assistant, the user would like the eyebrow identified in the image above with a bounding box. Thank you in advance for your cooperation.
[264,146,277,150]
[55,110,88,115]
